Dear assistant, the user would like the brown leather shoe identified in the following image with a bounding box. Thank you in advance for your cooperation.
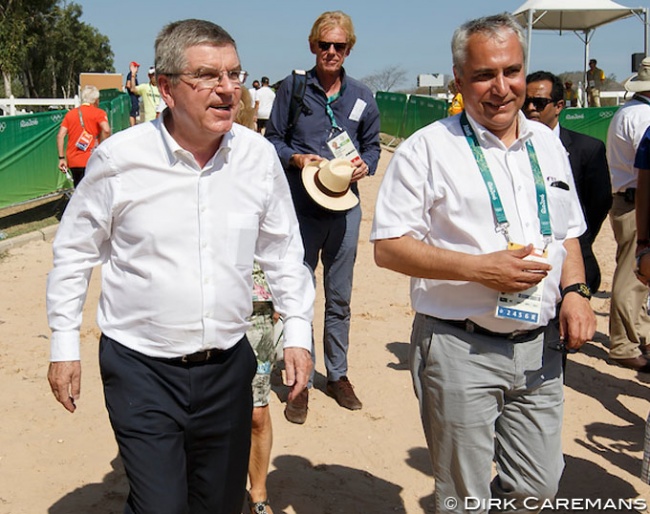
[284,388,308,424]
[611,355,650,372]
[327,376,362,410]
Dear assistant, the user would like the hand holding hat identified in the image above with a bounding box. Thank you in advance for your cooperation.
[302,158,359,211]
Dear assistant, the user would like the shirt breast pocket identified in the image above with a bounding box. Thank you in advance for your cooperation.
[227,213,259,268]
[547,185,572,241]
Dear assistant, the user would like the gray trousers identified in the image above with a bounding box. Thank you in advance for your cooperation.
[609,195,650,359]
[410,314,564,514]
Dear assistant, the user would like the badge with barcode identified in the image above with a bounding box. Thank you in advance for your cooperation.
[495,244,546,324]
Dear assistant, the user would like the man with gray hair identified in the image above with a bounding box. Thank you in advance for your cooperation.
[47,19,314,514]
[56,85,110,186]
[372,13,594,513]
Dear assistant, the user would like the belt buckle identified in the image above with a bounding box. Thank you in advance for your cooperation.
[180,349,212,363]
[508,329,527,340]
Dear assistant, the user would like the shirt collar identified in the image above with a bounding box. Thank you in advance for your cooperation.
[552,122,561,138]
[464,110,533,148]
[307,66,348,94]
[156,111,234,169]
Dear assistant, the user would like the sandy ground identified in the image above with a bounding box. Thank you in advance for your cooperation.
[2,148,650,513]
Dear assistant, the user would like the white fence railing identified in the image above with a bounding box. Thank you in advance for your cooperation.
[0,95,80,116]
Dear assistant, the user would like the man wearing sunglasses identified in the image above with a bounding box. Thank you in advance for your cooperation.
[266,11,380,424]
[47,19,314,514]
[523,70,612,296]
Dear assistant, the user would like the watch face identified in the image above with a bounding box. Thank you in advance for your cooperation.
[579,284,590,296]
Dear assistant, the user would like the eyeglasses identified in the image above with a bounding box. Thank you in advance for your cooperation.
[317,41,347,52]
[525,97,554,111]
[166,68,248,90]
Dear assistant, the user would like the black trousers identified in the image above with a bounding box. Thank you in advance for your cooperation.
[99,334,256,514]
[68,167,86,187]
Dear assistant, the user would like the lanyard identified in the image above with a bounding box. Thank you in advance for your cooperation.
[326,91,341,129]
[460,112,552,248]
[149,84,159,102]
[77,105,86,129]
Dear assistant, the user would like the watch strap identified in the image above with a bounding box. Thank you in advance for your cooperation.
[561,282,591,300]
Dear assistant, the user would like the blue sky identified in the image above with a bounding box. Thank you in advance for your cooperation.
[76,0,647,89]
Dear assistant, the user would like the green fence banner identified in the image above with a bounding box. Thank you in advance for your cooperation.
[559,106,619,145]
[0,91,130,209]
[400,95,448,139]
[376,92,408,138]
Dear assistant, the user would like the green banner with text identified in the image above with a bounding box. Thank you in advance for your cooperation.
[0,91,130,209]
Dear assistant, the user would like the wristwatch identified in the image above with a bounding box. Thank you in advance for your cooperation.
[58,155,65,159]
[561,282,591,300]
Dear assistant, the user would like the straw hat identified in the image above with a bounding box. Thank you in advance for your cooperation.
[624,57,650,93]
[302,158,359,211]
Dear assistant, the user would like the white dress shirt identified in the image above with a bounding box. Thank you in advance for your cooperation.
[371,111,585,333]
[607,96,650,192]
[47,117,314,361]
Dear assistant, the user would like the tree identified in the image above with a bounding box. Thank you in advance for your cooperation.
[0,0,114,99]
[361,65,408,93]
[0,0,56,96]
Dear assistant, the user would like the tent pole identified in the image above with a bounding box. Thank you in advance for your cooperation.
[643,7,649,57]
[584,29,590,107]
[526,9,533,71]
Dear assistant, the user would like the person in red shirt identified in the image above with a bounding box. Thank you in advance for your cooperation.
[56,85,111,186]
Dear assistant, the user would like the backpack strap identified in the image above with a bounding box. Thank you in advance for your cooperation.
[286,69,307,139]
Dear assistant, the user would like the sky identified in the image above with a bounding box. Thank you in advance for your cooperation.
[75,0,648,90]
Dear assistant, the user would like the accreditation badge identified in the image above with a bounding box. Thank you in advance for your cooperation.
[327,130,362,166]
[74,129,94,152]
[495,243,547,324]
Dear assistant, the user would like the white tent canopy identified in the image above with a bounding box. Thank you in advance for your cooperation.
[513,0,649,103]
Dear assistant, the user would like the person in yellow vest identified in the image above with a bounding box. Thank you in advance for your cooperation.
[128,64,161,122]
[563,80,578,107]
[587,58,605,107]
[447,79,464,116]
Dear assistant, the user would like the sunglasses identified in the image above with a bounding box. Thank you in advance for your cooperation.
[525,97,555,111]
[317,41,347,52]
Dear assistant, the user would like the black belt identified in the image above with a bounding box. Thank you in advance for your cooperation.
[433,317,546,343]
[166,349,223,364]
